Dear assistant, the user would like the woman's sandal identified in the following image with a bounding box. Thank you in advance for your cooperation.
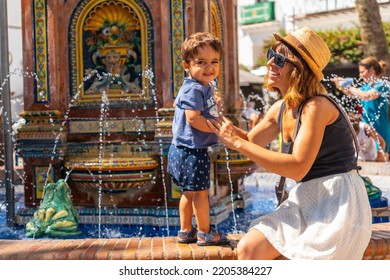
[177,226,198,244]
[196,227,230,246]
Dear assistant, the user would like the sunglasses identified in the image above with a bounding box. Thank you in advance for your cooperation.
[267,48,291,68]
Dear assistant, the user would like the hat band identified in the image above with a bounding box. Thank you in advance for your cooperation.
[284,34,317,67]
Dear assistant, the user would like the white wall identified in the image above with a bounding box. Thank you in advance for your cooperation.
[6,0,23,121]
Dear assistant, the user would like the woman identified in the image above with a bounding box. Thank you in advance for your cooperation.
[335,57,390,161]
[207,26,372,259]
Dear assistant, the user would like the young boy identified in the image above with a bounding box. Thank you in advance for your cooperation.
[167,32,229,246]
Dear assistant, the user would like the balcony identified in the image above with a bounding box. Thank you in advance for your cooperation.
[240,2,275,25]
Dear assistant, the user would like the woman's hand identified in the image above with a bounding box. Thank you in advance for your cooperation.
[207,116,242,150]
[332,77,353,97]
[332,77,343,90]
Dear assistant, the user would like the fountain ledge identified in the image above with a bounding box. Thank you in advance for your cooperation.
[0,222,389,260]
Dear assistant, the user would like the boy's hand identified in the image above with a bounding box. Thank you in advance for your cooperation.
[215,96,223,116]
[215,97,224,123]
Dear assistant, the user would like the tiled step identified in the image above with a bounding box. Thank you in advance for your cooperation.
[0,223,389,260]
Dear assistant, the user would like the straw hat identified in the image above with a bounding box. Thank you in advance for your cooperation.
[273,26,331,80]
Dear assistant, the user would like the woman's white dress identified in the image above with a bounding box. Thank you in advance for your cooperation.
[250,171,372,259]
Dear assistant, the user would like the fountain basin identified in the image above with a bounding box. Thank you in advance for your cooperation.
[64,157,159,191]
[215,152,257,187]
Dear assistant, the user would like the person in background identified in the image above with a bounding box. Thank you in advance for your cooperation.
[167,32,229,246]
[334,56,390,161]
[241,100,263,129]
[207,26,372,259]
[349,107,386,162]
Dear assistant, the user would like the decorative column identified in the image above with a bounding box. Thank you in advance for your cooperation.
[18,0,68,206]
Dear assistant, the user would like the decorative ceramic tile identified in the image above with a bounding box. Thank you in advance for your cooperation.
[16,193,252,228]
[33,0,49,103]
[123,119,146,133]
[34,166,55,199]
[210,0,225,97]
[69,120,124,134]
[170,0,185,97]
[68,0,154,108]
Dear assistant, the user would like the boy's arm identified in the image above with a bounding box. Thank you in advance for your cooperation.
[215,96,223,116]
[185,109,215,133]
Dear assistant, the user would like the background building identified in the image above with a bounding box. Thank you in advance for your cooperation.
[7,1,23,122]
[238,0,390,71]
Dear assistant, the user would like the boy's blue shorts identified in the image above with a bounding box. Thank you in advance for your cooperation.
[167,145,211,192]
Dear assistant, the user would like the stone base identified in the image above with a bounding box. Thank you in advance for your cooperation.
[15,191,253,229]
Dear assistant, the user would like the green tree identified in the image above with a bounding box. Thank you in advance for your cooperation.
[355,0,390,76]
[254,22,390,69]
[317,25,364,65]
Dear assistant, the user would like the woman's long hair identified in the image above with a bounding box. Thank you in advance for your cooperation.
[264,41,327,108]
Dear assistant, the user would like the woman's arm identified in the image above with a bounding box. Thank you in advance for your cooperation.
[347,87,379,100]
[247,100,283,147]
[333,77,379,100]
[214,99,284,146]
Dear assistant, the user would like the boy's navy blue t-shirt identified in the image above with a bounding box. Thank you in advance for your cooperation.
[171,78,219,149]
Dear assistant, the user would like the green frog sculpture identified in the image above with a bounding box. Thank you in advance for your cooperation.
[26,179,81,238]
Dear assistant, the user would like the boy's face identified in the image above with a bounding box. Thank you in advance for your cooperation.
[183,45,221,85]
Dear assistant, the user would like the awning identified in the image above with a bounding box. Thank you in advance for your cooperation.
[239,69,264,86]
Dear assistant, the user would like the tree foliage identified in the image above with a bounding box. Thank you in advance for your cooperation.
[255,22,390,68]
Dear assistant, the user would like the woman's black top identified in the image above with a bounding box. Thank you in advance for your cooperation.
[277,96,359,182]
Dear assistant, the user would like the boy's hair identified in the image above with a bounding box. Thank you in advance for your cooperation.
[181,32,223,63]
